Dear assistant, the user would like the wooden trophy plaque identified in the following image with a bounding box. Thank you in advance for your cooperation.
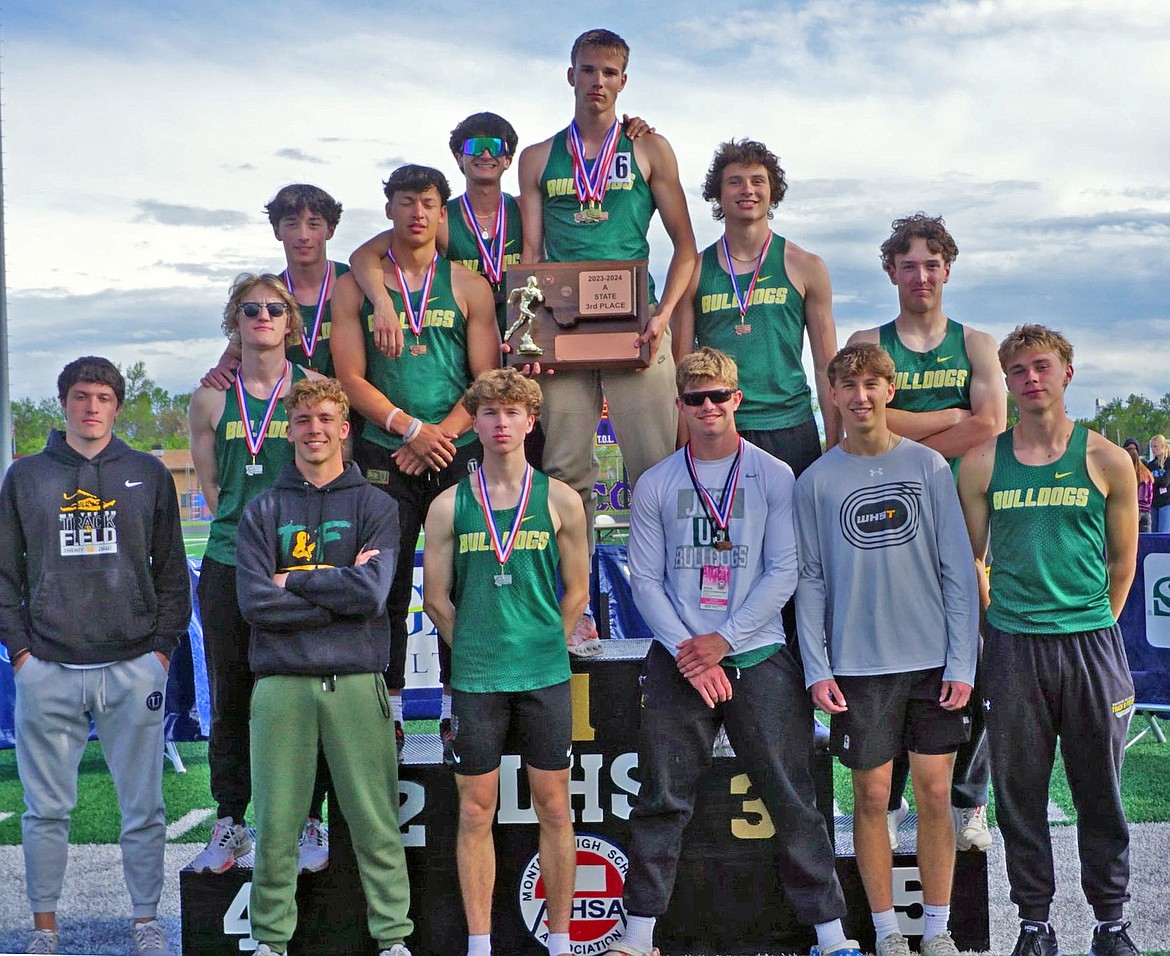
[502,260,650,371]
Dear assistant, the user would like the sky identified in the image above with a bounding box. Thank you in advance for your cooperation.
[3,0,1169,420]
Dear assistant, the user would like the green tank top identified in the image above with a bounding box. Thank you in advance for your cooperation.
[451,470,567,693]
[881,318,973,477]
[985,425,1114,634]
[539,126,658,302]
[446,194,523,336]
[285,261,350,377]
[205,364,308,566]
[358,256,475,452]
[692,236,813,429]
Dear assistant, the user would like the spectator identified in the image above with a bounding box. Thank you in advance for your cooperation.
[1124,438,1153,532]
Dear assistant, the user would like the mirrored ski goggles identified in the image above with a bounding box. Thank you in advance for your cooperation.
[240,302,288,318]
[461,137,510,157]
[680,388,736,407]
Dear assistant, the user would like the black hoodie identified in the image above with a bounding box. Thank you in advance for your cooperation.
[0,430,191,664]
[236,460,399,677]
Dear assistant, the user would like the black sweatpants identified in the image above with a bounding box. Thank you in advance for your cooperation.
[983,624,1133,922]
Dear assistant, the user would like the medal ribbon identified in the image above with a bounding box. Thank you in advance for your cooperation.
[234,360,290,458]
[684,438,743,537]
[720,232,772,319]
[477,464,534,568]
[283,266,332,359]
[460,193,507,284]
[386,249,438,338]
[567,119,621,206]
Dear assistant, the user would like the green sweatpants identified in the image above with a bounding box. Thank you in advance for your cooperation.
[249,673,412,950]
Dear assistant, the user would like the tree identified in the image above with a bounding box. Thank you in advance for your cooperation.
[1077,393,1170,450]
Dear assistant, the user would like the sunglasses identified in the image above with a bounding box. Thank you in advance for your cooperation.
[680,388,736,407]
[240,302,288,318]
[461,137,510,158]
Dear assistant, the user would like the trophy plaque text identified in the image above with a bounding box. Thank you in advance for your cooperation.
[502,260,650,371]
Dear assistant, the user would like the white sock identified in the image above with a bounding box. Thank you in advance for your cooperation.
[622,915,656,952]
[441,693,453,720]
[391,695,403,724]
[547,933,571,956]
[872,908,899,941]
[814,918,848,950]
[467,934,491,956]
[923,903,950,941]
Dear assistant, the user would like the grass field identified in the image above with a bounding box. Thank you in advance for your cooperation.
[181,520,209,561]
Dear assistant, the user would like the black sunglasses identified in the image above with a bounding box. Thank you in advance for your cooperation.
[240,302,288,318]
[680,388,736,407]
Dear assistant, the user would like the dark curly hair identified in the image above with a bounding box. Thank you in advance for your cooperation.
[879,213,958,272]
[701,139,787,221]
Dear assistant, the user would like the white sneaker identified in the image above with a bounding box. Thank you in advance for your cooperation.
[955,804,992,851]
[877,932,912,956]
[189,816,253,873]
[132,918,175,956]
[254,945,284,956]
[26,929,59,954]
[887,797,909,851]
[379,945,412,956]
[921,931,961,956]
[298,818,329,873]
[567,611,602,657]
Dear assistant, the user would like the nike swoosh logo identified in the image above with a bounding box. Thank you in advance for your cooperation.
[522,515,534,523]
[1055,471,1072,479]
[451,751,460,764]
[936,355,952,363]
[125,480,143,488]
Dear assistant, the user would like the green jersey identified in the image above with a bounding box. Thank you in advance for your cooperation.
[205,365,308,566]
[692,235,813,429]
[539,126,658,302]
[284,261,351,377]
[881,318,973,477]
[985,425,1114,634]
[358,256,475,452]
[446,194,523,335]
[451,470,567,693]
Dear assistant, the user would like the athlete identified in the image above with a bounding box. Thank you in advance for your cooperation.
[422,367,589,956]
[188,274,322,873]
[205,185,350,386]
[848,213,1006,853]
[517,28,698,653]
[331,164,500,758]
[796,343,978,956]
[611,347,859,956]
[236,378,411,956]
[958,325,1141,956]
[673,138,842,473]
[0,357,190,956]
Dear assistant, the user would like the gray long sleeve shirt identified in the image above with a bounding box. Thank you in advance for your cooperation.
[794,438,978,687]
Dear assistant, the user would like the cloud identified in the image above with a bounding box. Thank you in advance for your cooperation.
[134,201,249,228]
[274,147,326,165]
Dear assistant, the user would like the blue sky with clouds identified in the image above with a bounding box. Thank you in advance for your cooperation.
[3,0,1168,418]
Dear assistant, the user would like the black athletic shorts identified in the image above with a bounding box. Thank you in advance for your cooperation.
[449,680,572,776]
[830,667,971,770]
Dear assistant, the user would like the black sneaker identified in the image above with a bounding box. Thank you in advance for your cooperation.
[1090,921,1140,956]
[394,720,405,760]
[1011,922,1061,956]
[440,718,456,766]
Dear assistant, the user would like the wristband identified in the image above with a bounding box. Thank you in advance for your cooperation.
[403,418,423,443]
[385,407,404,433]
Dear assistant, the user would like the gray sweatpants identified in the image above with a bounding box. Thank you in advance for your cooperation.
[983,625,1133,922]
[14,653,169,918]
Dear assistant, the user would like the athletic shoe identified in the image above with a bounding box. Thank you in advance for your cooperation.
[440,718,456,766]
[254,946,284,956]
[955,804,993,851]
[921,931,962,956]
[379,944,412,956]
[132,918,175,956]
[394,720,405,760]
[189,816,252,873]
[1010,921,1062,956]
[876,932,912,956]
[809,939,863,956]
[26,929,59,954]
[567,611,602,657]
[297,818,329,873]
[887,797,909,851]
[606,943,661,956]
[1089,921,1140,956]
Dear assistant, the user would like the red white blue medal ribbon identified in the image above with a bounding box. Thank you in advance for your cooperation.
[234,360,290,459]
[283,266,332,359]
[477,464,534,568]
[568,119,621,207]
[721,233,772,319]
[684,438,742,540]
[386,250,438,339]
[460,194,506,284]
